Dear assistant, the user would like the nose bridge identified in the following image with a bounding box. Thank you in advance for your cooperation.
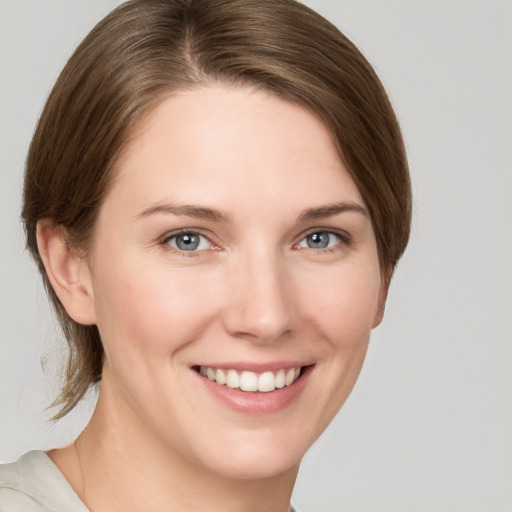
[224,245,294,342]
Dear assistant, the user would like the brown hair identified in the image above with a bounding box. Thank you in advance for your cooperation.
[22,0,411,418]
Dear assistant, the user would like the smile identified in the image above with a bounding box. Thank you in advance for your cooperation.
[196,366,302,392]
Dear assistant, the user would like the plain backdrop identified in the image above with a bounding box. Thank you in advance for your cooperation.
[1,1,511,511]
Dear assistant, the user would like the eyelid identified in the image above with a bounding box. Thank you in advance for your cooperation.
[296,227,352,244]
[293,227,352,253]
[158,227,352,254]
[160,228,218,252]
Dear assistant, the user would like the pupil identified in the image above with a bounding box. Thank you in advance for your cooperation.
[177,234,199,251]
[308,232,329,248]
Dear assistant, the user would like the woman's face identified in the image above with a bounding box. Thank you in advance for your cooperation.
[83,86,385,479]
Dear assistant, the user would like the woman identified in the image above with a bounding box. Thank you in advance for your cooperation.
[0,0,411,510]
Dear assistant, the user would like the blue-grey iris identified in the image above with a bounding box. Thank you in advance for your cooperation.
[175,233,200,251]
[307,232,330,249]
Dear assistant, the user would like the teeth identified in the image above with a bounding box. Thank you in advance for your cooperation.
[240,371,258,392]
[215,368,226,385]
[258,371,275,392]
[198,365,302,392]
[275,369,285,389]
[285,368,295,386]
[226,369,239,389]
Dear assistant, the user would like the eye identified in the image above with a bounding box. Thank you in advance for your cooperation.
[297,231,344,250]
[164,231,212,252]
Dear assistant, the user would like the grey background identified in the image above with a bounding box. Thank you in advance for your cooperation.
[1,1,511,511]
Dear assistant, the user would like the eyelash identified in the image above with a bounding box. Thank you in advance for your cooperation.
[159,228,352,256]
[295,228,352,253]
[160,229,215,257]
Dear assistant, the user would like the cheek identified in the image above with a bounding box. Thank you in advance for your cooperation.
[297,263,383,346]
[92,259,220,364]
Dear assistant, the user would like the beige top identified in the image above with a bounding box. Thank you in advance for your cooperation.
[0,451,88,511]
[0,450,299,511]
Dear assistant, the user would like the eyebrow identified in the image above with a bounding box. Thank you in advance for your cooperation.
[136,202,229,223]
[297,202,368,222]
[136,200,367,224]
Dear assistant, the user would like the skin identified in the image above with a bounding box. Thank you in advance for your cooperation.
[39,85,387,512]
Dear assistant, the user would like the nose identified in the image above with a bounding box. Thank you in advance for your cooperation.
[222,249,295,344]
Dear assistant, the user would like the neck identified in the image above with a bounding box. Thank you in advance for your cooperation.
[57,373,299,512]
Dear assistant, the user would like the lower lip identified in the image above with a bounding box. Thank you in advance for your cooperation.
[195,366,313,415]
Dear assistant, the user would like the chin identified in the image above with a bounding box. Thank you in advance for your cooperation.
[187,424,312,481]
[208,448,302,481]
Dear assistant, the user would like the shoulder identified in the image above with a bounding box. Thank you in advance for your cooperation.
[0,451,88,512]
[0,452,45,511]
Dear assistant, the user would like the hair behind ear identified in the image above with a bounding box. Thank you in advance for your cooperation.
[36,219,104,419]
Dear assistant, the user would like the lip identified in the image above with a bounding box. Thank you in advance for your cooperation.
[192,363,314,415]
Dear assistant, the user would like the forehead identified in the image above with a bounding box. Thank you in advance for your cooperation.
[107,85,363,214]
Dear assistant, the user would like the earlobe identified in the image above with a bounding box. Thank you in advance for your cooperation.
[372,299,386,328]
[36,219,96,325]
[372,267,391,328]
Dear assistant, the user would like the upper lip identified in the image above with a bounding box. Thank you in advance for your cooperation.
[192,361,314,372]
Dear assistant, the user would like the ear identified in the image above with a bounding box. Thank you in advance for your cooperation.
[372,266,391,328]
[36,219,96,325]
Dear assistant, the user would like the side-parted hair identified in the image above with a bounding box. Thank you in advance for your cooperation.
[22,0,411,418]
